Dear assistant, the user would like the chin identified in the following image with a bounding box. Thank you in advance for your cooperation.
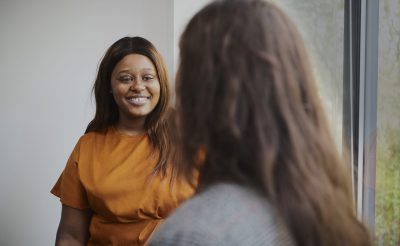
[129,111,152,118]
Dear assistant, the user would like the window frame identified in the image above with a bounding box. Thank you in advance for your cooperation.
[343,0,379,232]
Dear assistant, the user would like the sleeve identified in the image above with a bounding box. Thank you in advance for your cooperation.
[51,138,90,210]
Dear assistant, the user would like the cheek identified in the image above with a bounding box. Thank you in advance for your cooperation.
[112,83,127,97]
[110,82,118,97]
[155,84,161,97]
[151,82,161,99]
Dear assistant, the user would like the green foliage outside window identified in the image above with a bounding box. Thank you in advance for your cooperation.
[376,1,400,245]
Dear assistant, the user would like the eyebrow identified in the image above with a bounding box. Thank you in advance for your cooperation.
[140,68,156,73]
[117,68,156,74]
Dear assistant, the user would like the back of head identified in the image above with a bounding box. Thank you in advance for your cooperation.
[177,0,372,245]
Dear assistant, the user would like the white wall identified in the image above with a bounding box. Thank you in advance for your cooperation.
[0,0,173,245]
[0,0,214,244]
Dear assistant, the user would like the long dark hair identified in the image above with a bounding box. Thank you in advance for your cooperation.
[86,36,173,175]
[176,0,372,245]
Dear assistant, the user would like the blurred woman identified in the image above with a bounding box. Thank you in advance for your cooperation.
[52,36,194,245]
[149,0,372,245]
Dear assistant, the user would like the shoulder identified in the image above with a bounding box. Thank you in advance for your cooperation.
[149,183,294,246]
[77,128,114,146]
[67,130,108,157]
[79,130,105,142]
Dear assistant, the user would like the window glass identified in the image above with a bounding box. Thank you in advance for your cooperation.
[273,0,345,151]
[376,0,400,245]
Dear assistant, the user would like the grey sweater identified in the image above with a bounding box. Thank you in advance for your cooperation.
[148,182,294,246]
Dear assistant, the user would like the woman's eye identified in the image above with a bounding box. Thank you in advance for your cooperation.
[142,75,154,81]
[118,76,133,83]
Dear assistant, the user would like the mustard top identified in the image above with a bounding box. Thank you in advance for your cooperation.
[51,127,194,245]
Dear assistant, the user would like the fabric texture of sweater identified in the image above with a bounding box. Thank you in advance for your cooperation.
[149,182,294,246]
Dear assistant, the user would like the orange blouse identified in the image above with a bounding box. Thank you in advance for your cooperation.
[51,127,195,245]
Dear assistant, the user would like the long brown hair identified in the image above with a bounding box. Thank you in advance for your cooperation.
[86,36,173,175]
[176,0,372,245]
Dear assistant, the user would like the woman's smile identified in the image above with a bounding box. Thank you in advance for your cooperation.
[126,95,152,106]
[110,53,161,120]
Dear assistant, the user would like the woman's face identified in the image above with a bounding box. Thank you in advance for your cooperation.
[111,54,160,122]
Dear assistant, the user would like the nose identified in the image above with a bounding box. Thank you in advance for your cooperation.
[129,80,145,92]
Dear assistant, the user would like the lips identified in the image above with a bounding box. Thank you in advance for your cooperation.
[126,95,151,106]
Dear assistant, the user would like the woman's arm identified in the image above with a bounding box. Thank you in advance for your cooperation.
[55,204,92,246]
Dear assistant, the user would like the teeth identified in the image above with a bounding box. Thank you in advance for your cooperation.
[127,95,151,105]
[129,96,151,99]
[129,97,146,103]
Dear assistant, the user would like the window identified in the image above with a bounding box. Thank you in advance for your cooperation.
[277,0,399,244]
[274,0,345,151]
[376,0,400,244]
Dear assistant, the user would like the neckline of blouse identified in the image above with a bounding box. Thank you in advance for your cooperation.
[109,126,147,139]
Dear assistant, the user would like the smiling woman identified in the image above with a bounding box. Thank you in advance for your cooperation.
[110,54,161,131]
[51,37,195,246]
